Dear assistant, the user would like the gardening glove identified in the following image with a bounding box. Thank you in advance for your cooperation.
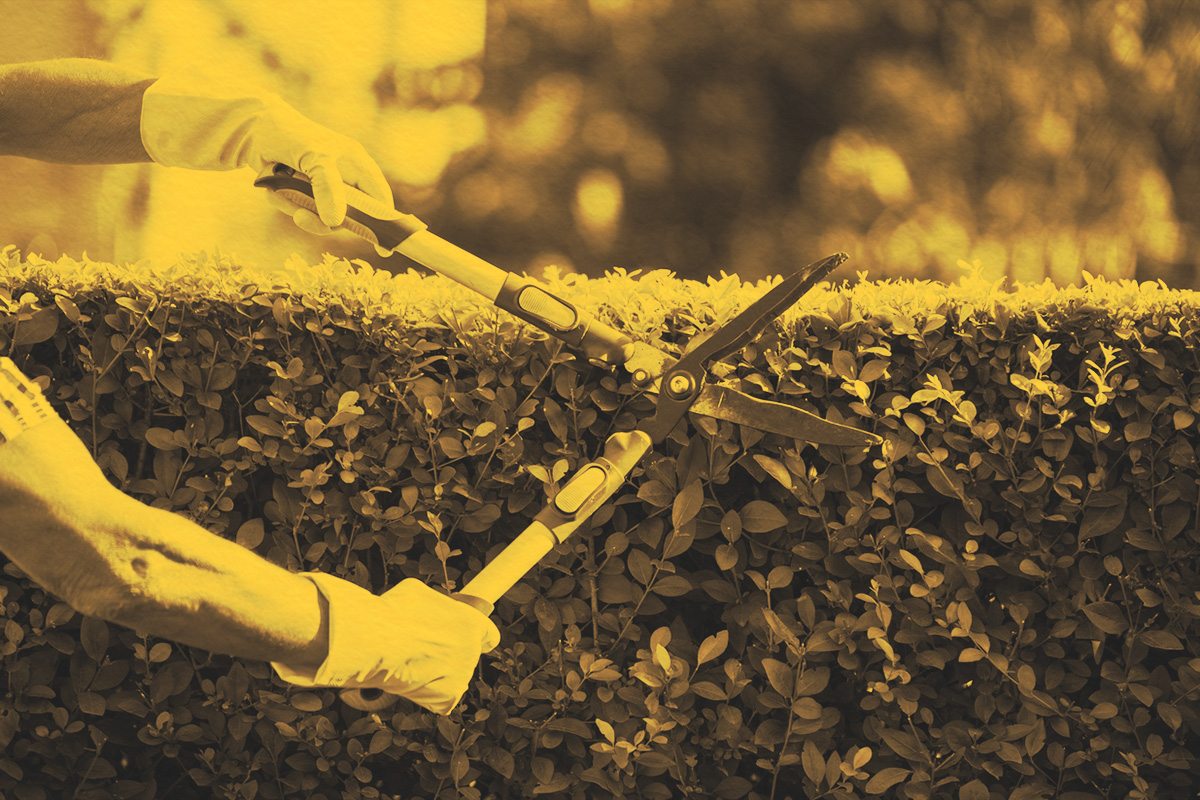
[270,574,500,715]
[139,72,394,234]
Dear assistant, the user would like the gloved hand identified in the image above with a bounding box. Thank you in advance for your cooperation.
[271,574,500,715]
[140,72,394,235]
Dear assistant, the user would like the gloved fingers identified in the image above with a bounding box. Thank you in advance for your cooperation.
[481,618,501,653]
[337,148,395,209]
[262,188,297,215]
[292,208,336,236]
[304,158,349,228]
[381,579,501,654]
[392,673,471,716]
[261,178,337,235]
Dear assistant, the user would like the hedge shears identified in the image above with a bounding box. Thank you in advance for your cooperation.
[256,165,882,710]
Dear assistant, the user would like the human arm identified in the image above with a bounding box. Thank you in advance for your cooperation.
[0,57,394,231]
[0,358,497,712]
[0,58,155,164]
[0,359,328,671]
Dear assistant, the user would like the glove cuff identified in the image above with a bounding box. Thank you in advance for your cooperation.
[140,73,283,171]
[270,572,390,687]
[0,358,57,444]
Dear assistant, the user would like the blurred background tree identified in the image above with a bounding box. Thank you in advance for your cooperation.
[1,0,1197,287]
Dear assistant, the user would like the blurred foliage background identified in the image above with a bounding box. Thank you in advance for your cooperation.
[1,0,1198,287]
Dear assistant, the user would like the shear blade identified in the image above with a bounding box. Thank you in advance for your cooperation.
[691,384,881,447]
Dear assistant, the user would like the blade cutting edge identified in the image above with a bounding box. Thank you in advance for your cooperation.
[690,384,881,447]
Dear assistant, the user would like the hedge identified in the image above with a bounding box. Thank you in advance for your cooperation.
[0,246,1197,800]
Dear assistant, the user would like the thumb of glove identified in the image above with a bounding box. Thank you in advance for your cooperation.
[302,157,348,228]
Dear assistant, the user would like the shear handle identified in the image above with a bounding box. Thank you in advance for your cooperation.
[253,164,428,250]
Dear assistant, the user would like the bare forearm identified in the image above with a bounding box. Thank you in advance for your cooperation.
[0,58,156,164]
[101,499,330,671]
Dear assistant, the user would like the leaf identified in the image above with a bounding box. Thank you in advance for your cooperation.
[691,681,727,700]
[802,739,824,786]
[236,518,265,549]
[328,406,364,427]
[762,607,801,651]
[879,728,926,763]
[859,359,889,382]
[488,748,515,779]
[753,455,792,490]
[794,668,830,697]
[697,631,728,665]
[925,463,960,499]
[652,575,693,597]
[1024,721,1046,757]
[1079,497,1127,541]
[247,415,286,438]
[1124,421,1152,442]
[714,776,752,799]
[45,603,75,628]
[831,349,856,380]
[898,549,924,574]
[289,693,323,712]
[654,644,671,671]
[865,767,910,793]
[720,509,742,542]
[903,413,925,435]
[762,658,793,697]
[437,433,466,459]
[959,779,989,800]
[767,565,793,590]
[55,294,81,323]
[77,691,106,716]
[145,427,178,450]
[715,544,739,570]
[1140,630,1183,650]
[11,307,59,347]
[638,480,675,508]
[1158,703,1182,730]
[627,549,653,585]
[80,616,109,662]
[741,500,787,533]
[451,751,469,783]
[1082,601,1128,635]
[1017,665,1036,694]
[672,479,704,530]
[545,718,592,737]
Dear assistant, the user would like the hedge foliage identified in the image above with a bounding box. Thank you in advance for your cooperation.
[0,246,1198,799]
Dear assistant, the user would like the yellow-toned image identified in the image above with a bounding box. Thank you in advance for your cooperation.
[1,3,1199,800]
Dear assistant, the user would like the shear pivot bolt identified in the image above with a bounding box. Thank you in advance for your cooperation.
[667,373,695,398]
